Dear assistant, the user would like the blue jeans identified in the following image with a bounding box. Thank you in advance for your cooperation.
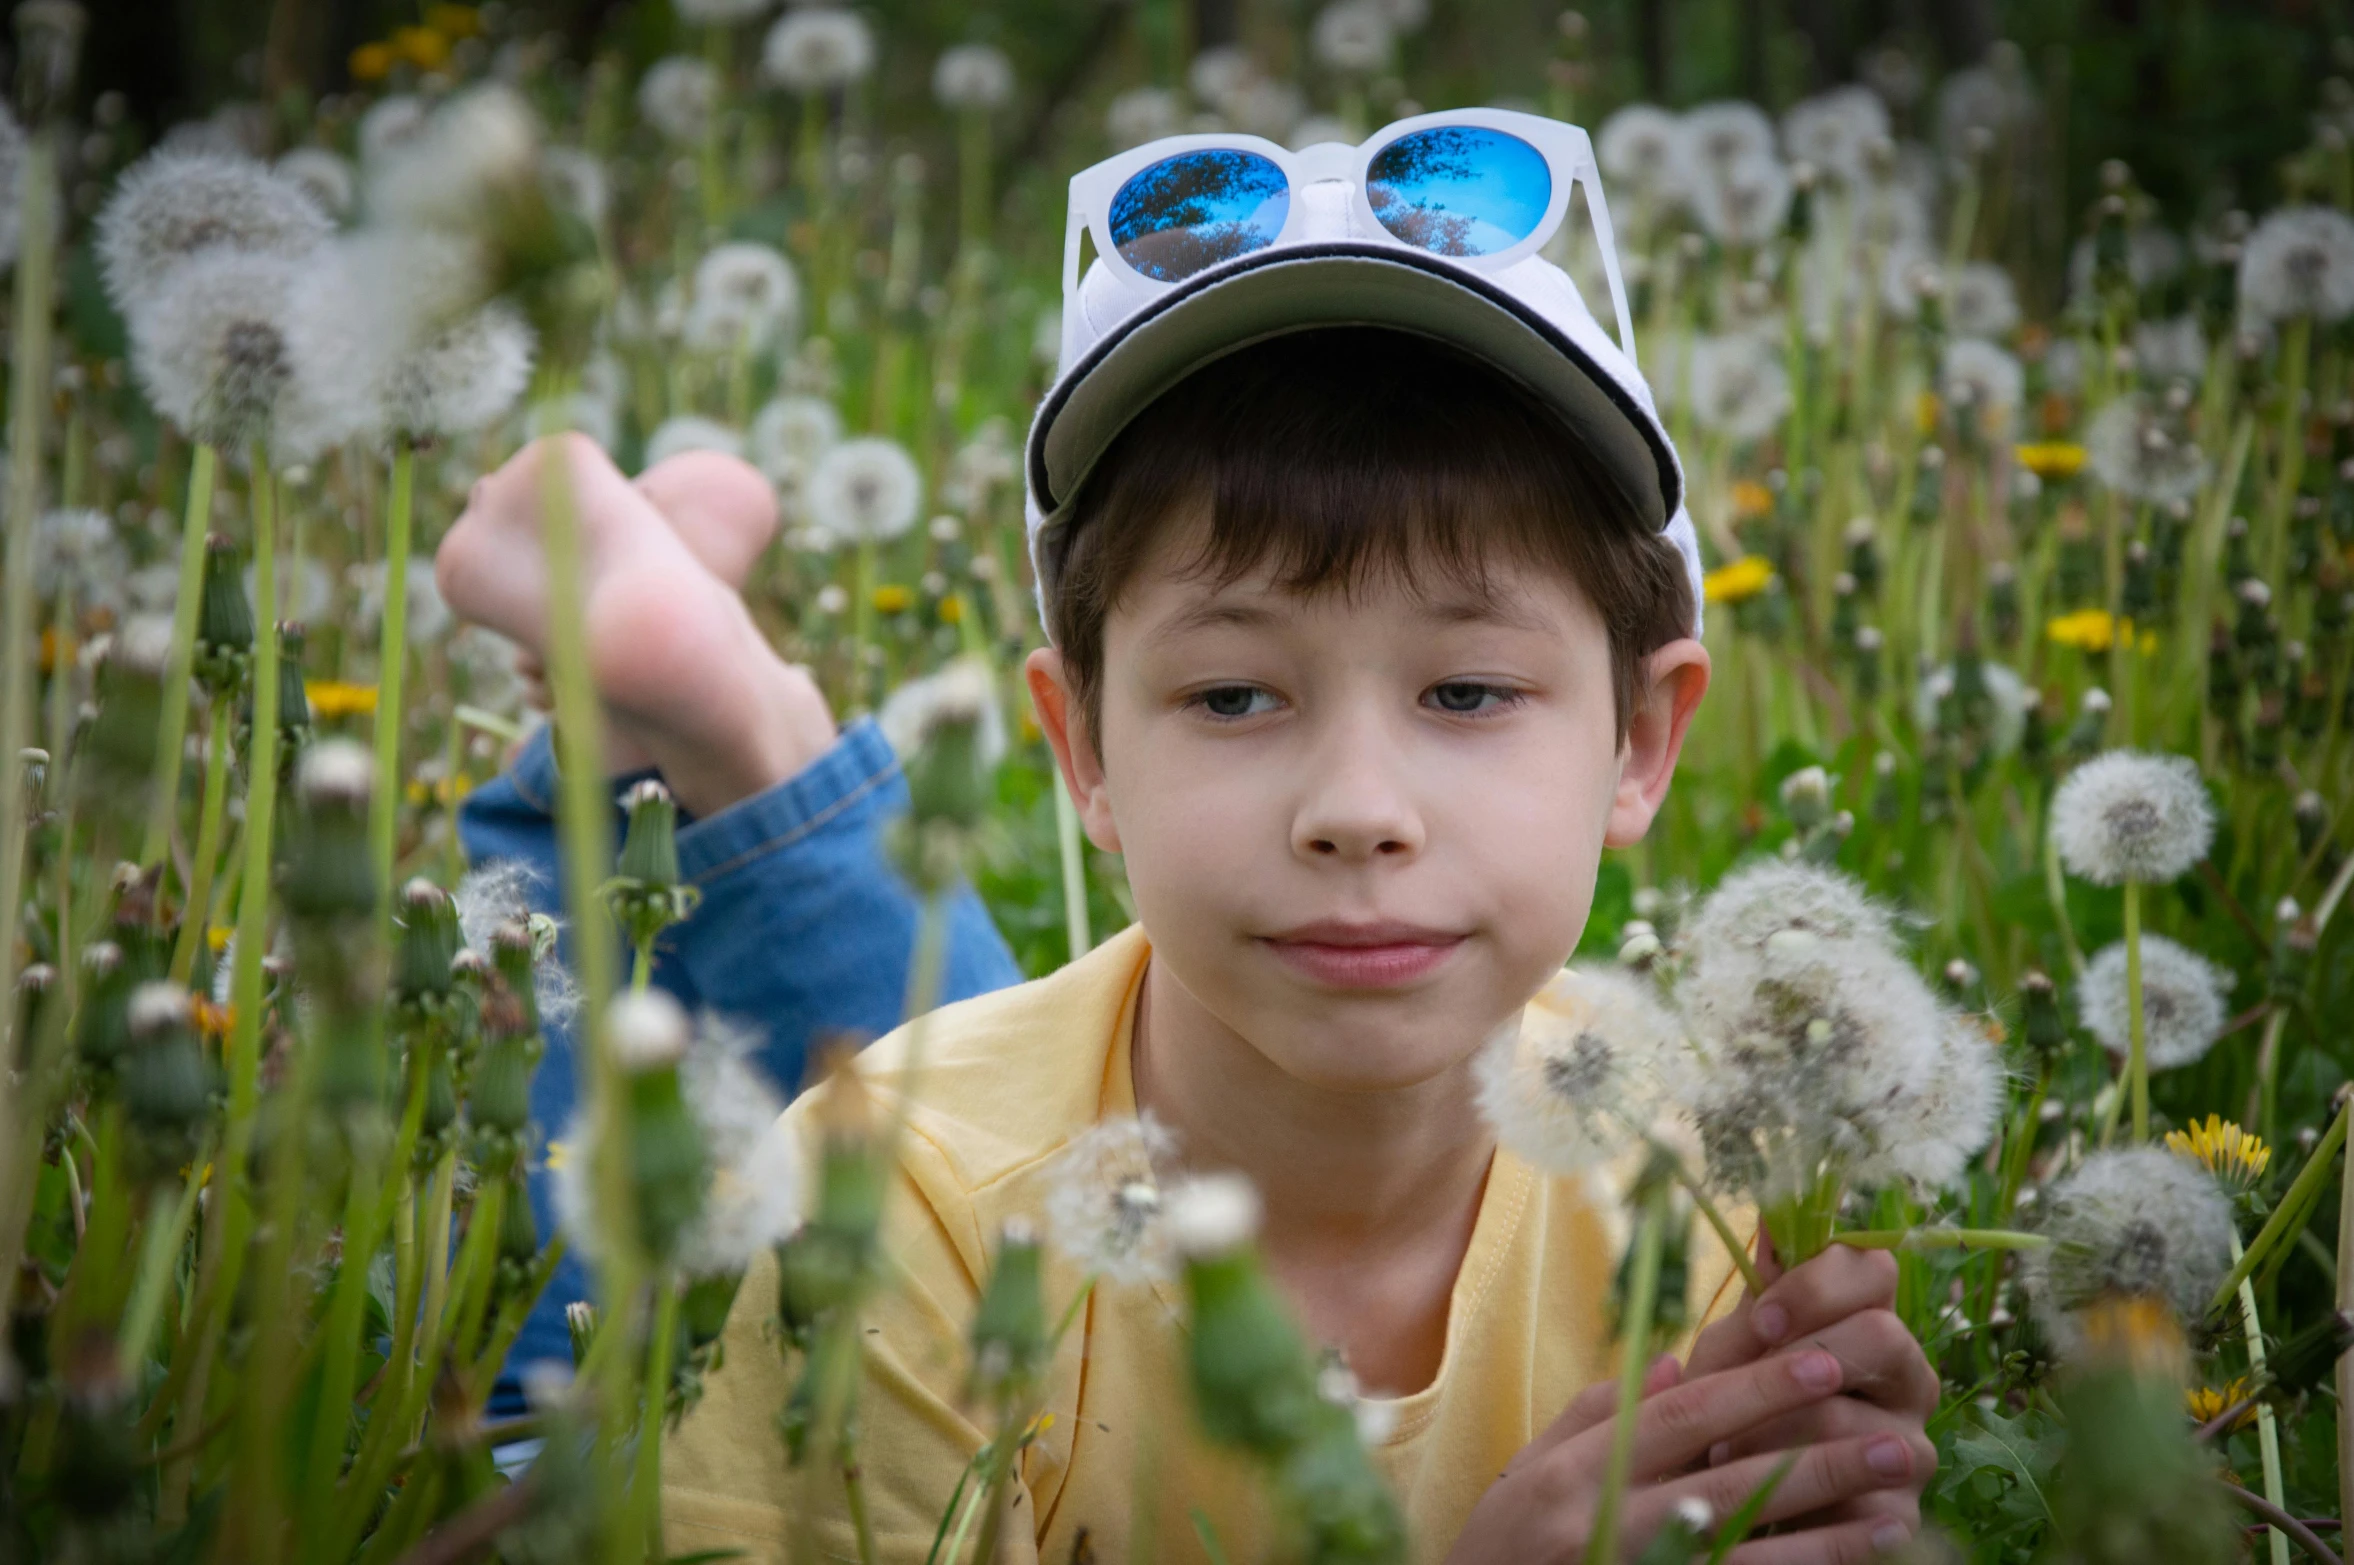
[456,717,1021,1407]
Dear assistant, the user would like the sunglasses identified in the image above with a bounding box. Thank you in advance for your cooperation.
[1061,107,1640,367]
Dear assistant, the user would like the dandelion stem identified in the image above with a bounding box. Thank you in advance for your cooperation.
[1587,1178,1669,1565]
[370,440,417,943]
[631,1272,684,1556]
[1054,775,1090,960]
[2212,1097,2351,1317]
[1672,1163,1764,1297]
[120,1173,202,1368]
[2337,1103,2354,1542]
[167,702,233,983]
[2227,1228,2294,1565]
[1832,1227,2051,1252]
[141,442,216,869]
[2040,785,2086,978]
[2124,877,2150,1143]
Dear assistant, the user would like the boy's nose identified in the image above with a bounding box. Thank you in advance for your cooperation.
[1291,721,1425,864]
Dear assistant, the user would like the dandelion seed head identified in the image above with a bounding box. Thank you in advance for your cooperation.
[274,147,355,219]
[2023,1147,2234,1361]
[1945,262,2020,338]
[1476,964,1691,1177]
[2083,393,2209,505]
[1596,104,1686,201]
[676,1014,804,1276]
[33,508,127,611]
[382,302,535,442]
[347,558,451,645]
[128,248,327,456]
[933,43,1015,112]
[366,84,541,233]
[2238,205,2354,326]
[2067,224,2187,302]
[2132,315,2207,384]
[1686,155,1792,248]
[1941,338,2025,435]
[1188,45,1258,113]
[1677,859,1898,960]
[2078,934,2230,1071]
[1106,86,1186,150]
[878,657,1007,771]
[1166,1171,1262,1257]
[809,435,922,544]
[1677,101,1778,177]
[452,857,580,1026]
[606,986,691,1072]
[2049,748,2214,884]
[684,242,799,354]
[1935,64,2034,159]
[638,56,720,144]
[761,8,876,92]
[542,146,611,229]
[1311,0,1393,73]
[1779,85,1888,186]
[297,737,375,806]
[357,95,431,168]
[1043,1113,1178,1286]
[96,148,331,314]
[639,415,742,470]
[1685,333,1793,442]
[1852,1013,2006,1191]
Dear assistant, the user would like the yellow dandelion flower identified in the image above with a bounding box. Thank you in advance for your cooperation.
[2077,1294,2189,1380]
[348,41,396,81]
[305,680,379,720]
[872,584,914,614]
[206,924,233,953]
[192,998,234,1041]
[2016,441,2089,481]
[1915,391,1941,435]
[2185,1378,2257,1432]
[1730,479,1775,520]
[2165,1113,2271,1190]
[425,3,483,36]
[1703,555,1776,606]
[544,1139,570,1173]
[939,593,965,625]
[391,25,450,70]
[2044,609,2155,656]
[406,773,475,809]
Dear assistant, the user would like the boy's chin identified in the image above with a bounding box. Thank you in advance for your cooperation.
[1246,999,1520,1095]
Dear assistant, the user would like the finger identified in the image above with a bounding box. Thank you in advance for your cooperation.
[1572,1350,1845,1480]
[1643,1430,1931,1540]
[1705,1246,1900,1372]
[1526,1355,1684,1459]
[1770,1309,1939,1421]
[1708,1392,1913,1467]
[1779,1485,1923,1540]
[1685,1232,1796,1379]
[1722,1516,1914,1564]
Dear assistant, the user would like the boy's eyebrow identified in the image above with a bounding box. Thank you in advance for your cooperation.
[1145,588,1558,641]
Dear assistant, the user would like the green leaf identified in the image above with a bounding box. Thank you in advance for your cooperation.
[1946,1405,2063,1539]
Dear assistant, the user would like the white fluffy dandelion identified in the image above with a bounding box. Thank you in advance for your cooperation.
[2083,392,2209,505]
[542,146,612,228]
[1779,85,1888,186]
[1935,63,2033,159]
[750,395,841,479]
[1686,155,1792,248]
[452,857,581,1028]
[1476,964,1691,1177]
[96,148,332,314]
[274,147,356,219]
[1676,858,1899,959]
[932,43,1015,112]
[1043,1113,1178,1287]
[762,8,876,92]
[878,657,1007,771]
[684,242,800,354]
[808,435,922,544]
[2237,205,2354,326]
[1677,101,1777,179]
[33,508,127,611]
[2049,749,2215,885]
[1945,262,2021,339]
[128,249,333,457]
[638,56,720,144]
[1311,0,1393,73]
[2067,224,2187,303]
[2132,315,2208,383]
[1686,333,1792,442]
[348,558,451,645]
[357,94,431,169]
[1596,104,1686,201]
[1106,86,1185,150]
[1941,338,2025,436]
[366,84,541,234]
[2023,1148,2235,1360]
[644,415,746,468]
[1853,1014,2006,1191]
[2079,935,2230,1071]
[377,302,535,442]
[1166,1171,1263,1258]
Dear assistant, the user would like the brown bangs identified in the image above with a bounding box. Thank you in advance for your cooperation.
[1046,326,1693,747]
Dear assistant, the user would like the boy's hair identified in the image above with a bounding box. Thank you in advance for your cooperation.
[1046,327,1695,748]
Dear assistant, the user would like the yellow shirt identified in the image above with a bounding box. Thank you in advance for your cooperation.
[663,924,1741,1564]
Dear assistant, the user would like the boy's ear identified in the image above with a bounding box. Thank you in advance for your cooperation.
[1604,637,1711,849]
[1025,646,1124,854]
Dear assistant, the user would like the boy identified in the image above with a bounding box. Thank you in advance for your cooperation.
[446,114,1936,1560]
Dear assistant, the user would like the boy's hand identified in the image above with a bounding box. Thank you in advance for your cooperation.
[1679,1243,1939,1549]
[1443,1342,1928,1562]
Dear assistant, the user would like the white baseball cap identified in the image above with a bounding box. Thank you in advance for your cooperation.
[1022,170,1706,635]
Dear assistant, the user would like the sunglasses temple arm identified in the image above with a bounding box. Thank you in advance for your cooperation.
[1577,165,1640,370]
[1059,196,1088,370]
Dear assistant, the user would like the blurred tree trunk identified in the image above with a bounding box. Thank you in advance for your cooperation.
[1194,0,1239,49]
[1786,0,1859,85]
[1635,0,1669,96]
[1738,0,1769,99]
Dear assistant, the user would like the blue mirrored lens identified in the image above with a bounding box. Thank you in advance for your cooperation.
[1109,149,1290,282]
[1366,126,1550,257]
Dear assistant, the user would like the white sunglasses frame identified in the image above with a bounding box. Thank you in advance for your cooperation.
[1061,106,1640,369]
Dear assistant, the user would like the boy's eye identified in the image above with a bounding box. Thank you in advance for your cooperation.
[1196,684,1278,719]
[1427,681,1518,714]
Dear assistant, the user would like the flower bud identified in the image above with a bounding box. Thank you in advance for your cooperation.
[74,940,130,1082]
[193,532,254,696]
[120,982,213,1180]
[616,778,682,889]
[608,988,707,1266]
[279,738,376,924]
[15,962,55,1072]
[1778,765,1832,831]
[393,878,463,1000]
[966,1217,1047,1406]
[2020,969,2069,1062]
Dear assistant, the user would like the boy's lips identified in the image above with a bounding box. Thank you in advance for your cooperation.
[1258,920,1467,989]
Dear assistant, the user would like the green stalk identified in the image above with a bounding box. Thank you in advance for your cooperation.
[300,1159,388,1551]
[2211,1098,2351,1316]
[168,705,234,982]
[1671,1163,1764,1297]
[2041,793,2086,977]
[1832,1228,2051,1252]
[631,1274,685,1556]
[140,443,216,867]
[120,1173,203,1366]
[1053,777,1091,960]
[2228,1230,2292,1565]
[2265,318,2312,586]
[2337,1115,2354,1539]
[1586,1180,1669,1565]
[2124,879,2150,1143]
[370,440,416,942]
[0,126,56,1299]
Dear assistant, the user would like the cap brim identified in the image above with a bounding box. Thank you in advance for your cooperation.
[1026,242,1682,539]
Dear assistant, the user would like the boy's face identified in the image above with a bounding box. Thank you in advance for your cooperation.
[1031,515,1709,1094]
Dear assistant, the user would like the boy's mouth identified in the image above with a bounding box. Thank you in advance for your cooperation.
[1258,920,1467,989]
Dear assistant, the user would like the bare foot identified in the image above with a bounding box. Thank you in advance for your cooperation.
[436,433,835,815]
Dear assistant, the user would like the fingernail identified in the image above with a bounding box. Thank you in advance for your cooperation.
[1708,1440,1731,1467]
[1866,1437,1909,1477]
[1793,1351,1840,1393]
[1872,1521,1909,1552]
[1752,1302,1789,1343]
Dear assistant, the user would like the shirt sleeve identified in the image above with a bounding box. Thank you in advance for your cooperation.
[456,717,1025,1407]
